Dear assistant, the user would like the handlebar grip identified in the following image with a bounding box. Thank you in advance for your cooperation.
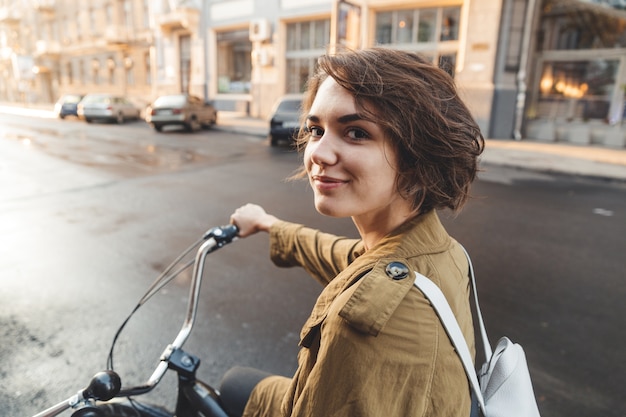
[202,224,239,243]
[82,370,121,401]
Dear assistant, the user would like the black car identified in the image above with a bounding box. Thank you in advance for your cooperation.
[268,95,303,146]
[54,94,84,119]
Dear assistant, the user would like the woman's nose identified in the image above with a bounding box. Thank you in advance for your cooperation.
[308,134,338,167]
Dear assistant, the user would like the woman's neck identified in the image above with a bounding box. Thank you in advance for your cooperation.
[352,206,415,251]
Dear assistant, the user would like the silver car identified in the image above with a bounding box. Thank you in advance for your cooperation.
[146,94,218,132]
[77,94,141,124]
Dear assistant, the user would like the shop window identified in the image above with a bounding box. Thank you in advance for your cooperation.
[536,59,618,120]
[418,9,437,43]
[217,29,251,94]
[540,0,626,50]
[440,7,460,41]
[375,12,393,44]
[397,9,414,44]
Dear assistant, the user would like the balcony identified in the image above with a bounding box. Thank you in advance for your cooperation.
[35,40,61,57]
[0,7,21,24]
[33,0,55,13]
[104,25,129,44]
[156,8,199,32]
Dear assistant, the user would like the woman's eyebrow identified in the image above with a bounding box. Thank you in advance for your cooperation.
[306,113,363,123]
[337,113,362,123]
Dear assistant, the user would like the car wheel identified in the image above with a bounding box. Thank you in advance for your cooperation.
[185,117,200,132]
[116,112,124,124]
[270,136,279,147]
[154,124,163,132]
[85,118,92,123]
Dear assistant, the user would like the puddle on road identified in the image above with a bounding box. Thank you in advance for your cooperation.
[1,128,210,174]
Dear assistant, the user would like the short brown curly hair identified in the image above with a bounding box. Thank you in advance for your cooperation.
[294,47,485,214]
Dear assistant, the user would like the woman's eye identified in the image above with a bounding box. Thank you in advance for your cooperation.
[347,128,369,141]
[307,126,324,138]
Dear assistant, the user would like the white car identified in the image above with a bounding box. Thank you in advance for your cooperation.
[77,94,141,124]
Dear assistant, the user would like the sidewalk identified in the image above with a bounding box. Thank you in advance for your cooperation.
[216,111,626,183]
[2,103,626,183]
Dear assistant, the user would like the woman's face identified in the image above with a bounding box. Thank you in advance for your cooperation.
[304,77,411,224]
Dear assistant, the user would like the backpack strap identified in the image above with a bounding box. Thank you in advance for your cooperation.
[460,245,492,359]
[413,271,486,413]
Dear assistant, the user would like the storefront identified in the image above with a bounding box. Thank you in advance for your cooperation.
[525,0,626,147]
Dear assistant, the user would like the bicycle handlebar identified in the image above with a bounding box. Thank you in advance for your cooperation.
[32,224,239,416]
[119,224,239,397]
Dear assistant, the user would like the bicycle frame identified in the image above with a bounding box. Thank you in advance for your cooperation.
[33,225,238,417]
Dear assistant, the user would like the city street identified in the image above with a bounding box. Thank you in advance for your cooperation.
[1,113,625,417]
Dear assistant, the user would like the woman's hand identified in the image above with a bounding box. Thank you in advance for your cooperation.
[230,203,279,238]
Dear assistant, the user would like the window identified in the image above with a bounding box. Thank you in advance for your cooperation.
[418,9,436,42]
[539,0,626,51]
[536,59,619,120]
[375,6,461,45]
[89,8,96,36]
[216,29,251,94]
[504,0,527,72]
[66,62,73,84]
[142,0,150,28]
[122,0,133,32]
[107,57,116,84]
[144,52,151,85]
[374,6,460,77]
[180,35,191,93]
[79,60,85,84]
[285,19,330,93]
[92,59,100,85]
[440,7,460,41]
[105,3,112,25]
[125,57,134,86]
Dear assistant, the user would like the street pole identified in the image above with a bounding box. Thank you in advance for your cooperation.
[513,0,538,140]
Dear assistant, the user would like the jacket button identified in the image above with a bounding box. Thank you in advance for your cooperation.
[385,262,409,280]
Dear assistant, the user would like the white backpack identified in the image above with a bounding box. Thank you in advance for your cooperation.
[413,247,541,417]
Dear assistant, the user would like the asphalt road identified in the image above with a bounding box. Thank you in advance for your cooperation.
[1,114,625,417]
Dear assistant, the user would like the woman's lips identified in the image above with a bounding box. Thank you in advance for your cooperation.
[311,175,347,191]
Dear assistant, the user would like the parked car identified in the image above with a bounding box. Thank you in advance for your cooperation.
[54,94,84,119]
[268,94,303,146]
[77,94,141,124]
[145,94,217,132]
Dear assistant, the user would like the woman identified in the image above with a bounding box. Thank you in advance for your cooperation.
[224,47,484,417]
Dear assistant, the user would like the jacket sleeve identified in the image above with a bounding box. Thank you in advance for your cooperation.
[268,220,363,286]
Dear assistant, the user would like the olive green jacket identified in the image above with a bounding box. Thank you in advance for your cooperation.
[242,210,475,417]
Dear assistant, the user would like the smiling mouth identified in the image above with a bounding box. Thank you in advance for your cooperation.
[310,175,348,191]
[312,175,346,183]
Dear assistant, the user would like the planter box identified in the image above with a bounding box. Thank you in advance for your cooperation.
[565,123,590,145]
[525,119,555,142]
[604,127,626,148]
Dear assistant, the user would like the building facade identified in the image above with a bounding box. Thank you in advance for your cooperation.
[0,0,624,147]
